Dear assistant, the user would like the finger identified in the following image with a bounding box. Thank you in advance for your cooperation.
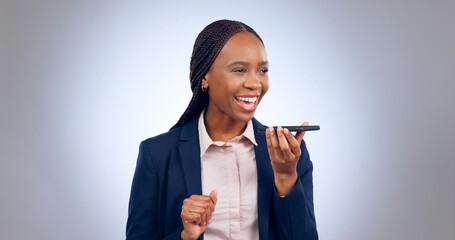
[203,196,212,226]
[208,190,217,224]
[181,211,203,224]
[284,128,301,156]
[277,126,294,160]
[207,210,214,225]
[181,205,202,223]
[182,204,206,216]
[187,197,210,225]
[182,199,209,224]
[268,126,280,151]
[189,194,212,201]
[204,205,212,225]
[207,198,214,216]
[200,211,208,226]
[184,198,211,209]
[209,190,217,210]
[188,203,206,226]
[295,122,309,144]
[266,127,275,156]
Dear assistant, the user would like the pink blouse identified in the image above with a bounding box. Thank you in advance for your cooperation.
[198,111,259,240]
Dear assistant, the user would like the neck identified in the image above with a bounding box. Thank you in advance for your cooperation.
[204,109,247,142]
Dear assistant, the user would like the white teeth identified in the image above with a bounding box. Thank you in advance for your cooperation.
[236,96,258,102]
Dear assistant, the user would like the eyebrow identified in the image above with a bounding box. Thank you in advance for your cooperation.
[227,61,269,68]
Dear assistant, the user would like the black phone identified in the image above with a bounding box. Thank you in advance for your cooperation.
[257,125,320,132]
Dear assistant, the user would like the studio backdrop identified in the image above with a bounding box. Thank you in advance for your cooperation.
[1,1,454,239]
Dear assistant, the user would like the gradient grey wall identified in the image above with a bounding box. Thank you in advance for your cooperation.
[1,1,454,239]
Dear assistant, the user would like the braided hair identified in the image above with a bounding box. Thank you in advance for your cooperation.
[170,19,264,130]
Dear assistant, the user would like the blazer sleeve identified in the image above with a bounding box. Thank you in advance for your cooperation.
[126,141,184,240]
[271,139,318,240]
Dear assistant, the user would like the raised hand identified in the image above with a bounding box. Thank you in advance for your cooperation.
[266,122,309,196]
[180,190,217,240]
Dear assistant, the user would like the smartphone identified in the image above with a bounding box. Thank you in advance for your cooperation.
[257,125,320,132]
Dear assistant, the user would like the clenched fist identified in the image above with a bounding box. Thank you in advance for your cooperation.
[180,190,217,240]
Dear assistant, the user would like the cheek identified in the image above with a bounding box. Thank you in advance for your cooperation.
[218,75,240,93]
[208,76,235,102]
[261,78,270,95]
[257,78,269,103]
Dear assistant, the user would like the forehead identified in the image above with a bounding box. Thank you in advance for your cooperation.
[216,31,267,62]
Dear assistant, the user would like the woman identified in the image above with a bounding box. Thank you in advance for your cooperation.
[126,19,318,240]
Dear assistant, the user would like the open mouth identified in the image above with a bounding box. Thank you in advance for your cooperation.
[234,96,258,111]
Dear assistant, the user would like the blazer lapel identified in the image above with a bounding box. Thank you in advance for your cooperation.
[253,118,273,240]
[178,118,203,196]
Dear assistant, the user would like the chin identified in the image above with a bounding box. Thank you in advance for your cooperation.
[235,111,255,123]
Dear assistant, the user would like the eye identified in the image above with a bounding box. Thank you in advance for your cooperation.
[233,68,246,73]
[261,68,269,73]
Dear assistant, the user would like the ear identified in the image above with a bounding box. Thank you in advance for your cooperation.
[202,74,210,88]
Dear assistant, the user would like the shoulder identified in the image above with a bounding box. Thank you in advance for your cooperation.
[139,117,199,158]
[134,128,180,171]
[141,127,181,150]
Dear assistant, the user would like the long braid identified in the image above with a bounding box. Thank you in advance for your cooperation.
[170,19,263,130]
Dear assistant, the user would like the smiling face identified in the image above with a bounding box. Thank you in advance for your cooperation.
[203,31,269,125]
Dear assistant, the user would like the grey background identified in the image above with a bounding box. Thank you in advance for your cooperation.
[1,0,454,239]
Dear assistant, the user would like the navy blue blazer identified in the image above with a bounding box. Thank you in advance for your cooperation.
[126,117,318,240]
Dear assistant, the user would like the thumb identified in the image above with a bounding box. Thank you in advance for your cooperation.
[209,190,218,205]
[295,122,309,144]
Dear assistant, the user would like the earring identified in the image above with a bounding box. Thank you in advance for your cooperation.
[201,84,207,92]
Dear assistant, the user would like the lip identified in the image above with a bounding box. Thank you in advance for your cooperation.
[234,96,258,112]
[235,94,260,98]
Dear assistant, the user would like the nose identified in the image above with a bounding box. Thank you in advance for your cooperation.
[244,72,262,90]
